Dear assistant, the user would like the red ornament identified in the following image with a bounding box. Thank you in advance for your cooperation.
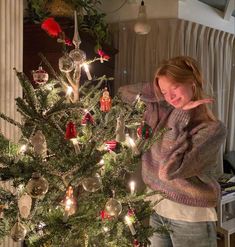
[65,121,77,139]
[133,239,140,247]
[97,49,110,63]
[105,140,117,151]
[64,38,73,46]
[137,122,152,140]
[100,88,112,112]
[100,210,111,220]
[32,66,49,85]
[127,209,136,223]
[81,112,94,125]
[41,17,62,37]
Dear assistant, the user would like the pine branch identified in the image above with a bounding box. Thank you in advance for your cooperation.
[14,68,39,111]
[0,113,22,129]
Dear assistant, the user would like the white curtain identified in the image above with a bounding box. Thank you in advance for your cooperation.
[0,1,23,247]
[111,18,235,174]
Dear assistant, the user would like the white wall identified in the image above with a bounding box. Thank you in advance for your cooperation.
[100,0,178,23]
[100,0,235,34]
[179,0,235,34]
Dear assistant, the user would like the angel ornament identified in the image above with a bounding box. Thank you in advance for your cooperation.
[18,193,32,219]
[100,87,112,112]
[115,115,126,142]
[30,130,47,158]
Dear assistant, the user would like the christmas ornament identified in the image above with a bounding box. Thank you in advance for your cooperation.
[26,173,49,198]
[65,121,77,139]
[32,66,49,85]
[100,210,111,220]
[115,115,126,142]
[137,122,152,140]
[10,222,27,242]
[82,174,102,192]
[105,198,122,217]
[97,49,110,63]
[127,209,136,223]
[18,193,32,219]
[69,48,86,65]
[105,140,118,151]
[30,130,47,158]
[59,53,74,72]
[81,112,94,125]
[100,87,112,112]
[41,17,62,37]
[133,239,140,247]
[63,186,77,217]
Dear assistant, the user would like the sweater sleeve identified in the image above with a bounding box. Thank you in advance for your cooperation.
[118,82,158,104]
[159,121,227,180]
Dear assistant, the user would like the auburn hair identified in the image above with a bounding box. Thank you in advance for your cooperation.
[154,56,216,121]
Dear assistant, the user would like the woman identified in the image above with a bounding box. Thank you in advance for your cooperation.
[119,56,226,247]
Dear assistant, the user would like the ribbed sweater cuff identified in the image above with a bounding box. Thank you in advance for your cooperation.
[169,109,191,130]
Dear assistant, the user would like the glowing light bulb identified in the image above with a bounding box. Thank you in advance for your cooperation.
[66,86,73,96]
[129,181,136,195]
[83,64,92,80]
[125,215,136,235]
[125,134,140,155]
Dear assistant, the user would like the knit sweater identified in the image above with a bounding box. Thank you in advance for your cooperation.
[120,82,227,207]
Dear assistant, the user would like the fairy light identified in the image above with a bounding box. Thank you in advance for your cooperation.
[83,63,92,80]
[125,215,136,235]
[70,138,80,154]
[66,86,73,96]
[99,159,105,165]
[125,134,140,155]
[19,144,27,154]
[15,144,27,163]
[129,181,136,195]
[103,226,109,232]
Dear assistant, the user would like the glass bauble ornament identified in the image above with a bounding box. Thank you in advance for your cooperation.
[10,222,27,242]
[26,172,49,198]
[69,48,86,65]
[32,66,49,85]
[59,53,74,72]
[82,174,102,192]
[137,121,152,140]
[105,198,122,217]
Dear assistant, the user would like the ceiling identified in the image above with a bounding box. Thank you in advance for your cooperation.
[198,0,235,19]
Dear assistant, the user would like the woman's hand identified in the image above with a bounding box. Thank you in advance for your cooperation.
[182,98,214,110]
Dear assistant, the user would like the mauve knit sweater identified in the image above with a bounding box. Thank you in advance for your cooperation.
[121,82,227,208]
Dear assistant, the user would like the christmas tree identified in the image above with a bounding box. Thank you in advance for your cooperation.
[0,14,166,247]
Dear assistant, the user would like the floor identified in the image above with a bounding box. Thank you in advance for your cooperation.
[217,233,235,247]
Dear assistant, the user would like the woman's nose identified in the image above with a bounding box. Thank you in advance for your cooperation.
[169,92,176,100]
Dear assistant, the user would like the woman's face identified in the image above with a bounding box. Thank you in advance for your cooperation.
[158,75,194,109]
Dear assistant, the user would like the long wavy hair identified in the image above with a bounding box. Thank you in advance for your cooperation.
[154,56,216,121]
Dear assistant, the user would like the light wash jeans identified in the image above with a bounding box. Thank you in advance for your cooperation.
[149,212,217,247]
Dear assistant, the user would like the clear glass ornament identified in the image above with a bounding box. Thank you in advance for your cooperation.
[69,48,86,65]
[10,222,27,242]
[32,66,49,85]
[105,198,122,217]
[82,174,102,192]
[59,53,74,72]
[26,172,49,198]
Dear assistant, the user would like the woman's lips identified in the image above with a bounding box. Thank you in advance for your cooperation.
[171,98,181,105]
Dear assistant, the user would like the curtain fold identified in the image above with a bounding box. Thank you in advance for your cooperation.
[111,18,235,174]
[0,1,23,247]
